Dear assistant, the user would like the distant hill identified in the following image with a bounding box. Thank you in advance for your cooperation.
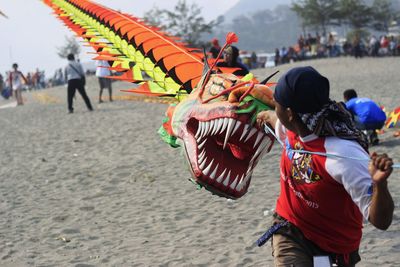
[223,0,292,22]
[210,0,400,53]
[209,3,301,53]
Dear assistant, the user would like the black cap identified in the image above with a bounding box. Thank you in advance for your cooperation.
[274,66,330,113]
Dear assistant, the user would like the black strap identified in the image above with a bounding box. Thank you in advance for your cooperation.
[69,63,84,78]
[256,220,288,247]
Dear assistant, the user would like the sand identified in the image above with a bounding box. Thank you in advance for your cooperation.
[0,57,399,266]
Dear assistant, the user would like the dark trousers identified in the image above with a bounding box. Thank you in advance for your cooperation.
[68,79,93,112]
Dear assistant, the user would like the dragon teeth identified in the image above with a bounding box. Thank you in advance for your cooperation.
[198,149,206,163]
[232,121,241,136]
[238,174,245,186]
[223,170,231,186]
[216,168,227,183]
[203,159,214,176]
[193,118,268,193]
[195,122,203,139]
[219,118,229,134]
[223,119,236,149]
[236,172,250,191]
[244,128,257,143]
[251,138,269,163]
[200,121,210,139]
[239,124,250,141]
[209,120,215,135]
[230,175,239,190]
[209,163,219,179]
[199,156,208,170]
[253,132,264,148]
[198,138,207,150]
[212,119,223,135]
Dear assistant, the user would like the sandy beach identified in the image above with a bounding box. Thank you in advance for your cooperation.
[1,57,399,266]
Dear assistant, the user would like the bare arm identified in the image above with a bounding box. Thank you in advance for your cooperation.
[368,152,394,230]
[20,71,28,84]
[9,72,13,88]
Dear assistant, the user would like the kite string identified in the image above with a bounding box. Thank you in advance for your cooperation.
[263,124,400,169]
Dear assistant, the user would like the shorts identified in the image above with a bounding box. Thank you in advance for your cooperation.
[354,116,385,130]
[270,214,360,267]
[98,77,112,89]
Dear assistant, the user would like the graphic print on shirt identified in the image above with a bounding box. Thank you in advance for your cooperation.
[285,139,321,184]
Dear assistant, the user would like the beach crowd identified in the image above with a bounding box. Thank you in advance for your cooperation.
[275,33,400,65]
[0,68,51,99]
[235,32,400,69]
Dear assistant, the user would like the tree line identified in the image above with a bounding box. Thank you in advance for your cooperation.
[292,0,400,36]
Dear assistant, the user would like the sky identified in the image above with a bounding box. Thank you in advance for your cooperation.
[0,0,239,77]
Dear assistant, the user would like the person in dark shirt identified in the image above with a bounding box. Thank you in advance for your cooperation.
[216,45,249,77]
[209,38,221,59]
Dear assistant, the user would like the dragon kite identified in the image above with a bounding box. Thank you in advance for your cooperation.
[43,0,278,199]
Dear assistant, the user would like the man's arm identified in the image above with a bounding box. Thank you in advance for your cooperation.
[368,152,394,230]
[8,72,13,89]
[78,63,85,77]
[20,71,28,84]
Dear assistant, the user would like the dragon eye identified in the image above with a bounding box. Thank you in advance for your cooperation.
[209,82,224,96]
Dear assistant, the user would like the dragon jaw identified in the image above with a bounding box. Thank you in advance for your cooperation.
[171,85,274,199]
[185,117,273,199]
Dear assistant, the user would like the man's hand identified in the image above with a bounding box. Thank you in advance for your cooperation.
[256,110,277,130]
[369,152,393,185]
[368,153,394,230]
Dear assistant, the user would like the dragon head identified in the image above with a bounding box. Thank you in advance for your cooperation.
[159,72,276,199]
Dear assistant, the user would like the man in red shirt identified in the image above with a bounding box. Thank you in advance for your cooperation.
[256,66,394,266]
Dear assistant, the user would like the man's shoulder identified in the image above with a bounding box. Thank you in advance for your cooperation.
[324,137,367,156]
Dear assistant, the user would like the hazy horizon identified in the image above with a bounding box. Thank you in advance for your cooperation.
[0,0,239,77]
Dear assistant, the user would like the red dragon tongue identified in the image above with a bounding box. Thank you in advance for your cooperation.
[228,143,250,160]
[215,139,250,160]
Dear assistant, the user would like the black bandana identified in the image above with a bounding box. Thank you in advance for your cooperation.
[274,66,368,151]
[300,101,369,152]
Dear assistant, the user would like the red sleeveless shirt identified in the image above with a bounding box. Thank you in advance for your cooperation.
[275,126,372,254]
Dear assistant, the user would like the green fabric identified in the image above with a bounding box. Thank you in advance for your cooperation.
[158,118,180,148]
[235,95,273,125]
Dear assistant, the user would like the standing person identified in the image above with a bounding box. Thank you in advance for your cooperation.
[209,38,221,59]
[33,68,40,90]
[250,51,258,69]
[274,48,280,66]
[26,73,33,90]
[64,54,93,113]
[369,35,378,57]
[9,63,27,105]
[256,66,394,266]
[95,60,112,103]
[353,36,363,58]
[0,73,4,97]
[343,89,386,145]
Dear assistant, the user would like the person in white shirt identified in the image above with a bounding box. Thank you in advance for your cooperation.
[95,60,112,103]
[9,63,27,106]
[64,54,93,113]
